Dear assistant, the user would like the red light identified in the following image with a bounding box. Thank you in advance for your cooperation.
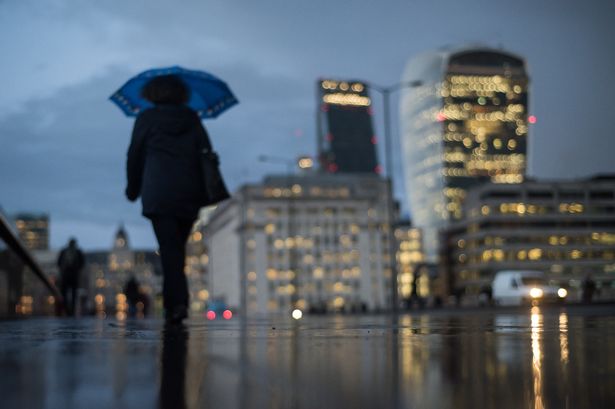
[321,104,329,112]
[374,165,382,175]
[223,310,233,320]
[436,112,447,122]
[371,136,378,145]
[328,163,338,173]
[528,115,537,124]
[326,133,334,142]
[206,310,216,320]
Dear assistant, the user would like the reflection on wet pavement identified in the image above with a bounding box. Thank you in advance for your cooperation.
[1,305,614,409]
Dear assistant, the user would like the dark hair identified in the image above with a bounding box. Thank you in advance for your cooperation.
[141,75,190,105]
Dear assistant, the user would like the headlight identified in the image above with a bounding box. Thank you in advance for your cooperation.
[529,288,543,298]
[558,288,568,298]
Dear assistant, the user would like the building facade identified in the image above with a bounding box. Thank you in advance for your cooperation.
[394,222,430,304]
[87,226,162,317]
[186,212,212,314]
[13,213,49,251]
[441,176,615,300]
[203,173,394,316]
[400,46,530,260]
[317,79,380,174]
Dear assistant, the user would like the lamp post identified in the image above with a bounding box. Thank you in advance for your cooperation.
[363,80,423,314]
[258,155,305,319]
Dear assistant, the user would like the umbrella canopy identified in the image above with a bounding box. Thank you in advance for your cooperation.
[109,66,238,118]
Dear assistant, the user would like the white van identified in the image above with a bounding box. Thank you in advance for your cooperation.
[492,270,567,306]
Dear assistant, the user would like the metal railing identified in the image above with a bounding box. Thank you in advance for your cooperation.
[0,212,64,316]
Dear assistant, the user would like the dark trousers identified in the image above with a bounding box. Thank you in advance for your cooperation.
[151,217,194,312]
[61,276,78,316]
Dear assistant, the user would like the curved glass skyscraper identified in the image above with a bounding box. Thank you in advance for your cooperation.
[400,46,529,260]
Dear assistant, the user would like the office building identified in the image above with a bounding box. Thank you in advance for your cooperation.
[202,173,394,316]
[440,176,615,300]
[318,79,379,174]
[400,46,530,260]
[14,213,49,251]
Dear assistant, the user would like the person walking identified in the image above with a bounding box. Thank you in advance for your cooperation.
[124,276,140,317]
[57,238,85,316]
[124,75,217,324]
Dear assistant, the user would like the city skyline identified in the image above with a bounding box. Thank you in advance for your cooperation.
[1,0,614,249]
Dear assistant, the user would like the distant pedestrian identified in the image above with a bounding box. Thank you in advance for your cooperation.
[57,238,85,316]
[125,75,221,324]
[124,276,140,317]
[582,274,597,304]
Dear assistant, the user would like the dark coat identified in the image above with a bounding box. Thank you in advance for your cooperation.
[125,105,210,221]
[57,245,85,280]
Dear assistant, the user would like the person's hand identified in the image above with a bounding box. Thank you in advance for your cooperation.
[125,187,138,202]
[210,152,220,166]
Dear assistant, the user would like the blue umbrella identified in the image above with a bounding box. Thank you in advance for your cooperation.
[109,66,238,118]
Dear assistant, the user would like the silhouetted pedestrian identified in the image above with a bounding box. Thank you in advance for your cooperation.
[124,276,140,317]
[57,238,85,316]
[582,274,596,304]
[125,75,216,324]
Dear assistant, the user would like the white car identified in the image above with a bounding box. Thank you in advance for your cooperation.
[492,270,567,306]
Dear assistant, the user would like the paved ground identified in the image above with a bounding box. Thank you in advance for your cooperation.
[1,304,614,409]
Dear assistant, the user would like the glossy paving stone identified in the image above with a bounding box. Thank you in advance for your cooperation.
[1,305,614,409]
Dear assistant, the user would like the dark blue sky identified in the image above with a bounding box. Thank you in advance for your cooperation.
[1,0,613,249]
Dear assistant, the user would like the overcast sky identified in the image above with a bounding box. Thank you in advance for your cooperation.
[1,0,614,250]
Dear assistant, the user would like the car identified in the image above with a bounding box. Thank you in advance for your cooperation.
[206,300,233,320]
[492,270,567,306]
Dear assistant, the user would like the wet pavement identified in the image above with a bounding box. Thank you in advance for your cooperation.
[1,305,614,409]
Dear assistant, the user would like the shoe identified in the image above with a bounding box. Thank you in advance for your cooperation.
[165,305,188,325]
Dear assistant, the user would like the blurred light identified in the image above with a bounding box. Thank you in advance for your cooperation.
[322,93,370,106]
[558,288,568,298]
[292,309,303,320]
[198,289,209,301]
[206,310,216,320]
[374,165,382,175]
[298,157,314,169]
[371,136,378,144]
[528,115,537,124]
[223,310,233,320]
[328,163,338,173]
[530,288,543,298]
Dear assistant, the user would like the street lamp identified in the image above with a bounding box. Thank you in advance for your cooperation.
[258,155,304,318]
[363,80,423,314]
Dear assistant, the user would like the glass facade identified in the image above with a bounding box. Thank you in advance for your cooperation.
[400,47,529,260]
[318,79,379,174]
